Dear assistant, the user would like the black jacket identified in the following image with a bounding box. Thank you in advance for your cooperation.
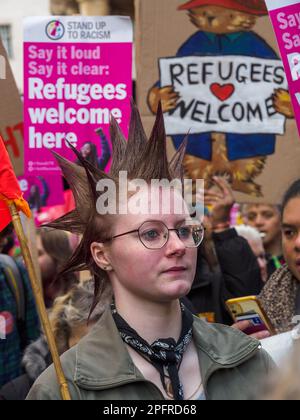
[188,228,264,325]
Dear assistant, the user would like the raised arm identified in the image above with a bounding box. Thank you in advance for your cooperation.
[95,128,111,170]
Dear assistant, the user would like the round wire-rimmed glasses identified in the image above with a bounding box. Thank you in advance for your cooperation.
[104,220,205,250]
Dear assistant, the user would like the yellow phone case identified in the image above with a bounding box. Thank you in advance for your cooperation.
[226,296,275,335]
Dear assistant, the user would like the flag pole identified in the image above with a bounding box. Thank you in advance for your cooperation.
[8,202,71,401]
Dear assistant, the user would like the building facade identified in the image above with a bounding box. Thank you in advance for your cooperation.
[0,0,134,92]
[0,0,50,92]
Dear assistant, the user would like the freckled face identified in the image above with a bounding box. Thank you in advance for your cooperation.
[104,187,199,303]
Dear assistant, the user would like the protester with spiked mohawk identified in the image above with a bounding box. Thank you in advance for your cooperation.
[27,103,275,401]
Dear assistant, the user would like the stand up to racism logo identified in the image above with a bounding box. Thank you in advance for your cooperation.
[45,20,65,41]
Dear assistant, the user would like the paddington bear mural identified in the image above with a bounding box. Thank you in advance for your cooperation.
[147,0,294,197]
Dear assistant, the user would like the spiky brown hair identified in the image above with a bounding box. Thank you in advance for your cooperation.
[45,102,187,313]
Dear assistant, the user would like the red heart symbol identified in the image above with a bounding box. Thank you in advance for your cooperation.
[210,83,235,101]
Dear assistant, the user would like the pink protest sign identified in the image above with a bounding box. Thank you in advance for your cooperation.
[266,0,300,136]
[23,16,133,204]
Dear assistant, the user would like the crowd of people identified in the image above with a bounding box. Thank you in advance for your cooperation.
[1,104,300,400]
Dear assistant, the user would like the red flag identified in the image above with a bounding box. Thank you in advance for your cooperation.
[0,135,31,231]
[0,201,11,232]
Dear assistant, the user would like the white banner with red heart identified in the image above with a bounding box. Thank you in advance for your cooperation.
[159,55,288,135]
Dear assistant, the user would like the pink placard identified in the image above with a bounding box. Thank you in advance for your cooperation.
[266,0,300,136]
[23,17,133,202]
[18,174,64,210]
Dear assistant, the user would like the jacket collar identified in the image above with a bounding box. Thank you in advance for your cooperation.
[74,308,140,390]
[74,308,260,390]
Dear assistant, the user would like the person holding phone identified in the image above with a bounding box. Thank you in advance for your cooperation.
[259,180,300,334]
[189,177,268,339]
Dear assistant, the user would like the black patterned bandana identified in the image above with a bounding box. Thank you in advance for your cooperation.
[111,302,194,400]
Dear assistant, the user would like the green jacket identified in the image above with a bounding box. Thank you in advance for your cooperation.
[26,308,275,400]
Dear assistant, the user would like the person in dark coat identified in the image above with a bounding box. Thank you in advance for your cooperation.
[188,177,264,327]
